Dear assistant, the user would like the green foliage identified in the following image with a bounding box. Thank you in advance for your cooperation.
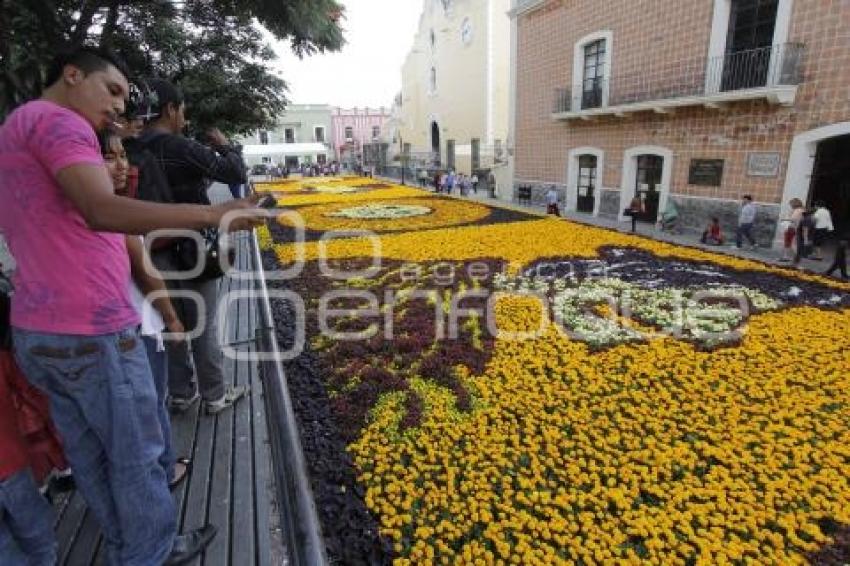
[0,0,345,135]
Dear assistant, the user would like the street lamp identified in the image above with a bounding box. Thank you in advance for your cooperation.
[393,132,406,185]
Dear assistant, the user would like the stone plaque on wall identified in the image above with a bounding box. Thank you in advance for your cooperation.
[747,152,782,177]
[688,159,724,186]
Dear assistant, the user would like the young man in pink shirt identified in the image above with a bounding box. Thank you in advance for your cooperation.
[0,47,265,565]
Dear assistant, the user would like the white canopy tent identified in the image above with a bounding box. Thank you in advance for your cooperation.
[241,143,328,167]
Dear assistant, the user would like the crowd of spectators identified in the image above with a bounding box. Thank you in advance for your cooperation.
[0,46,266,565]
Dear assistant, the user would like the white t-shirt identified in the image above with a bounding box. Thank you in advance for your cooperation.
[546,190,559,205]
[129,238,166,341]
[813,207,834,231]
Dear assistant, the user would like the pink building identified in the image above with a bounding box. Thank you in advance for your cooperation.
[331,107,390,165]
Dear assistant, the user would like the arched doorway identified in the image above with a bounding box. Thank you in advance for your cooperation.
[619,146,673,223]
[809,134,850,235]
[778,122,850,247]
[431,121,441,166]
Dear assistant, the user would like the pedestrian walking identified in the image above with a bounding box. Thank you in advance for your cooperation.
[811,201,834,260]
[780,198,804,263]
[736,195,758,249]
[824,234,848,279]
[471,173,479,194]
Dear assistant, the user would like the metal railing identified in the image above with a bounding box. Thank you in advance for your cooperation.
[244,181,329,566]
[554,43,805,114]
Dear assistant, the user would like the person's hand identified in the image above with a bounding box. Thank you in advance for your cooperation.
[213,193,269,232]
[163,317,186,342]
[205,128,229,147]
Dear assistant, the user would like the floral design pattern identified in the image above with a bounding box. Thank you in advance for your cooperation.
[263,178,850,565]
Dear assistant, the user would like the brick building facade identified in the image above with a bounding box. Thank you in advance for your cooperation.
[509,0,850,247]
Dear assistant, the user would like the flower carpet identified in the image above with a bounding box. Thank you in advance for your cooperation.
[259,177,850,565]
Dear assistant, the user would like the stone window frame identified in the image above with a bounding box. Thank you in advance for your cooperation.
[566,146,605,216]
[314,126,325,143]
[572,31,613,110]
[704,0,795,93]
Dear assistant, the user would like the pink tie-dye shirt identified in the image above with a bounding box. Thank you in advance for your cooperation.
[0,100,139,335]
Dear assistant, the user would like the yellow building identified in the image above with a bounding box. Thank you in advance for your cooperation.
[393,0,511,176]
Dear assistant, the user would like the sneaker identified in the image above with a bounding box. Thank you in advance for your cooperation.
[204,385,249,415]
[164,525,217,565]
[168,392,200,414]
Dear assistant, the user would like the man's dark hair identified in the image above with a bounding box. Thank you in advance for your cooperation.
[742,194,752,201]
[45,46,130,88]
[146,78,184,120]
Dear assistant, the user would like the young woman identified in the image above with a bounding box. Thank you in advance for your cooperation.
[98,129,189,488]
[780,198,804,263]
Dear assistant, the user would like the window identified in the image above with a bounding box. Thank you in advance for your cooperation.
[722,0,779,90]
[262,156,271,163]
[372,126,381,140]
[430,67,437,93]
[706,0,791,94]
[636,155,664,221]
[317,154,327,165]
[582,39,606,109]
[577,155,597,213]
[284,128,295,144]
[572,32,612,111]
[259,131,269,145]
[315,126,325,143]
[344,126,354,141]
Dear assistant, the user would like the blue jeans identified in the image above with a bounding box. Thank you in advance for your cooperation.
[142,336,175,482]
[736,223,755,247]
[13,327,176,566]
[0,469,56,566]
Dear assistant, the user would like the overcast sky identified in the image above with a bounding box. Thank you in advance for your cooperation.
[268,0,423,109]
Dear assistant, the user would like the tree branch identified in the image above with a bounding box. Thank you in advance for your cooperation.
[99,0,121,48]
[24,0,67,51]
[71,0,105,45]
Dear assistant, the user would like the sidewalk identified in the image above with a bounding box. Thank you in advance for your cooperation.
[379,174,844,279]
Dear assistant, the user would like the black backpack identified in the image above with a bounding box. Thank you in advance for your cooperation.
[124,134,175,204]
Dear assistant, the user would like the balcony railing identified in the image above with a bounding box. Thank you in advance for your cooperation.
[553,43,805,115]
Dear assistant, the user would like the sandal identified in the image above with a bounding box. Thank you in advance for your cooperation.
[169,457,192,490]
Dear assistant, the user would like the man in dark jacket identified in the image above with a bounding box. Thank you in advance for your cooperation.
[139,78,249,416]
